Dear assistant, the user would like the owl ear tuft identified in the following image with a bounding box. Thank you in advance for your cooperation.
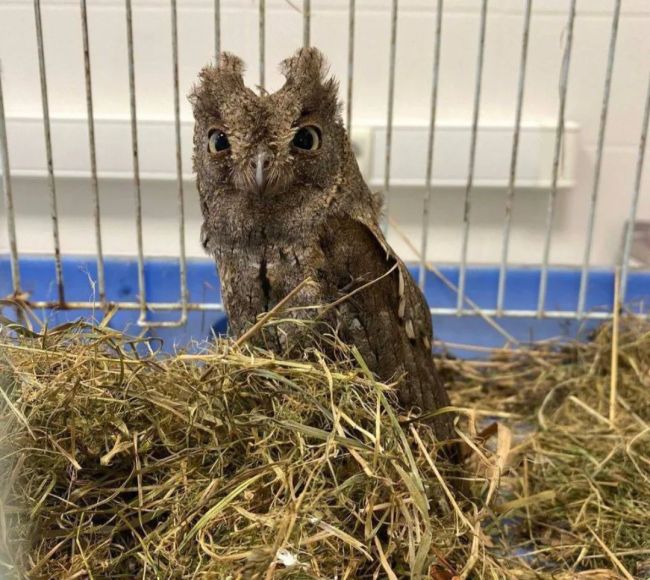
[216,52,246,77]
[280,47,328,85]
[280,47,340,119]
[188,53,249,116]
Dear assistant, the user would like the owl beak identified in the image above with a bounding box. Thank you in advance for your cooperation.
[254,150,268,193]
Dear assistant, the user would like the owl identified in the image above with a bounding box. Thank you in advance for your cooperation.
[190,48,458,457]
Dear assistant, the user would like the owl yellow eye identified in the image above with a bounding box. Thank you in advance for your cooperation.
[208,129,230,154]
[292,125,321,151]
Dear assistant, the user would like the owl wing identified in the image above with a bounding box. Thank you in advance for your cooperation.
[353,217,434,348]
[318,213,453,437]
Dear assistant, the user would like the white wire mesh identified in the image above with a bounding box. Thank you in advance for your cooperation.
[0,1,648,328]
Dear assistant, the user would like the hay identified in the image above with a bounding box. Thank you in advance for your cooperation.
[443,318,650,579]
[0,315,649,579]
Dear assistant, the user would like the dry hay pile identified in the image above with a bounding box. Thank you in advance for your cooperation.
[0,315,649,579]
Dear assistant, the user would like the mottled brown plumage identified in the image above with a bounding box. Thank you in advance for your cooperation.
[190,48,457,452]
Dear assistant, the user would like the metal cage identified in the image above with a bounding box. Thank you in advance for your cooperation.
[0,0,649,351]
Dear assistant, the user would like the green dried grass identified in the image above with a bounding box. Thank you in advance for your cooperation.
[0,315,649,579]
[444,318,650,579]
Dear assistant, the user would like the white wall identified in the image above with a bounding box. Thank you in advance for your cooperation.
[0,0,649,266]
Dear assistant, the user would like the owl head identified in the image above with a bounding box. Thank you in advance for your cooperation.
[190,48,345,201]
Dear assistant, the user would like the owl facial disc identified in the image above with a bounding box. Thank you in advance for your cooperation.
[191,47,342,199]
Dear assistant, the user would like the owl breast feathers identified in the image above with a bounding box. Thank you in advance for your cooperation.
[190,47,457,453]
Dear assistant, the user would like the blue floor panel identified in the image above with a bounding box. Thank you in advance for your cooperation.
[1,255,648,358]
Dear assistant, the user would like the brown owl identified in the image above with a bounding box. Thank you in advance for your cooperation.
[190,48,458,455]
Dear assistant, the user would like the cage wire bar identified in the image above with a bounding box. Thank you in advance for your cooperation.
[620,74,650,303]
[0,63,19,296]
[303,0,311,48]
[419,0,443,290]
[381,0,398,233]
[80,0,105,308]
[259,0,265,89]
[496,0,532,315]
[124,0,146,325]
[214,0,221,57]
[346,0,355,132]
[576,0,621,319]
[1,1,649,326]
[456,0,488,314]
[538,0,577,316]
[34,0,64,306]
[169,0,189,328]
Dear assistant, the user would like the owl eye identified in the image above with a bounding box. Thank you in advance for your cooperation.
[292,125,322,151]
[208,129,230,153]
